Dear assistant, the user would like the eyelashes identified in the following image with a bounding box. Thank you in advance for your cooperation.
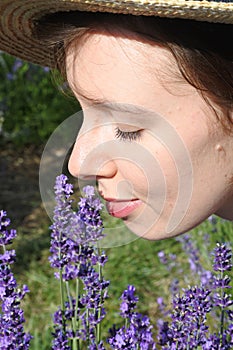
[114,127,142,142]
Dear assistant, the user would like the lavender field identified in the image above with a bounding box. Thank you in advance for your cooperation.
[0,53,232,349]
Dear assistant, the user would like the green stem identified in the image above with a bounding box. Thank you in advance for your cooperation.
[74,277,80,350]
[220,309,225,346]
[219,270,225,348]
[58,228,66,334]
[74,246,81,350]
[65,281,78,350]
[86,308,90,346]
[59,268,66,332]
[125,317,129,330]
[97,248,102,344]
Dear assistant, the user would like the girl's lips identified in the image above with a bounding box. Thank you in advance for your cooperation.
[106,199,143,218]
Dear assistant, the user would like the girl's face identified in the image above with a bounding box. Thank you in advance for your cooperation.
[66,31,233,240]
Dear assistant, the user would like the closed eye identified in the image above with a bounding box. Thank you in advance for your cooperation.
[114,127,142,142]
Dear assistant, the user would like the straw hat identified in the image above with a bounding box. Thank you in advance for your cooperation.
[0,0,232,67]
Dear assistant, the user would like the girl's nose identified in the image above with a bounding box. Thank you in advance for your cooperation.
[68,127,117,181]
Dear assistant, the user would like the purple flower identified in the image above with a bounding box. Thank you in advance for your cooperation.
[78,185,104,243]
[157,321,169,346]
[120,285,139,318]
[6,73,15,81]
[157,297,166,312]
[51,328,72,350]
[108,286,156,349]
[227,323,233,347]
[43,66,50,73]
[0,210,32,349]
[158,242,233,349]
[213,292,233,309]
[158,251,177,271]
[0,210,17,246]
[169,286,212,348]
[213,275,231,289]
[50,175,108,348]
[213,243,232,272]
[212,242,233,337]
[12,58,23,73]
[158,286,212,348]
[176,234,213,288]
[207,215,218,233]
[108,315,156,349]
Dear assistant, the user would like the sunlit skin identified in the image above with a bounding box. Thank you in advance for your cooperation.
[66,30,233,240]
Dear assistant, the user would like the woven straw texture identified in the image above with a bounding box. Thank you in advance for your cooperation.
[0,0,232,66]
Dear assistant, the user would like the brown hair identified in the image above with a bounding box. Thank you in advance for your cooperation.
[35,12,233,131]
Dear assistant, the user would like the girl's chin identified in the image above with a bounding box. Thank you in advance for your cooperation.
[123,214,202,241]
[123,218,169,241]
[121,200,215,240]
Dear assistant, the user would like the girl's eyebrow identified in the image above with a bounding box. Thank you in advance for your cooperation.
[99,101,150,115]
[73,87,149,115]
[79,94,150,115]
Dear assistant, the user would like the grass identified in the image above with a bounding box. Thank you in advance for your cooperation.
[9,212,233,349]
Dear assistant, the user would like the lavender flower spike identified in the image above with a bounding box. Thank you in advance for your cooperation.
[50,175,108,349]
[120,285,139,319]
[78,185,104,243]
[0,210,32,349]
[108,285,156,349]
[213,243,232,272]
[212,242,233,348]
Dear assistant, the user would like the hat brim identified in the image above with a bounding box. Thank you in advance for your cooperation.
[0,0,232,67]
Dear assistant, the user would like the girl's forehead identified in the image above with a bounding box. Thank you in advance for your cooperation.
[67,31,151,63]
[65,31,208,127]
[68,29,174,66]
[66,34,163,107]
[66,31,172,91]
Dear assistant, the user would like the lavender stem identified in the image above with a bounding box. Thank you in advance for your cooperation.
[59,268,66,332]
[86,308,90,346]
[97,247,102,344]
[65,281,78,350]
[220,270,225,348]
[74,276,80,350]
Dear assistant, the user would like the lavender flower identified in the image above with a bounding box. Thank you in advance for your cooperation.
[157,251,180,297]
[43,66,50,73]
[50,198,231,350]
[176,234,213,288]
[158,251,177,271]
[78,185,105,243]
[207,215,217,233]
[211,243,233,348]
[2,176,232,350]
[108,285,156,349]
[12,58,23,73]
[164,286,212,349]
[0,210,32,349]
[158,242,233,349]
[213,243,232,273]
[0,210,17,245]
[50,175,108,349]
[120,285,139,319]
[6,73,14,81]
[212,244,232,311]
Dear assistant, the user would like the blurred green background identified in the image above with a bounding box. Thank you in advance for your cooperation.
[0,53,232,349]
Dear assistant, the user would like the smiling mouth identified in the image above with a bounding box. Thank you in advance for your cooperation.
[105,199,143,218]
